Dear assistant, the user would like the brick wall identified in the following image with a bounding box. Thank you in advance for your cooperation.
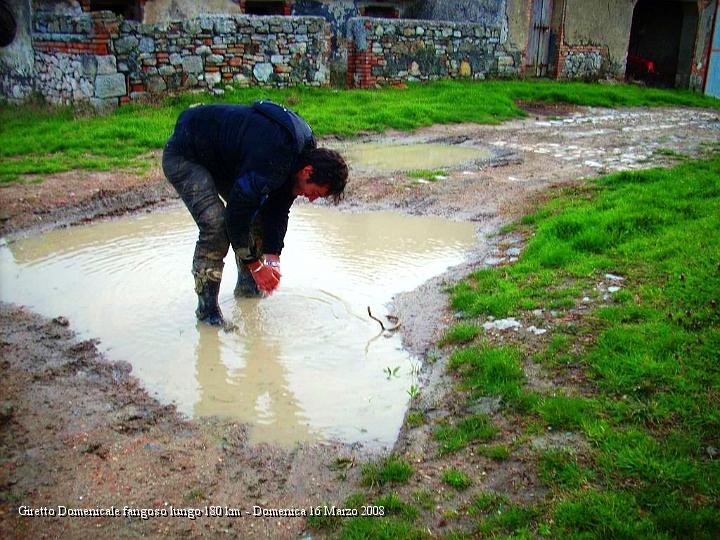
[346,17,520,89]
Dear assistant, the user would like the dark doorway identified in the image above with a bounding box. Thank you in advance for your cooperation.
[244,1,287,16]
[89,1,142,21]
[626,0,698,88]
[362,5,399,19]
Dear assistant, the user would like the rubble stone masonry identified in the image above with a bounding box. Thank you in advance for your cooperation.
[346,17,521,88]
[1,10,330,109]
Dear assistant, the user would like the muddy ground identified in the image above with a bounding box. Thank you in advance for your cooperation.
[1,105,718,539]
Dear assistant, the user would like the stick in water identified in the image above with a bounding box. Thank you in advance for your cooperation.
[367,306,401,331]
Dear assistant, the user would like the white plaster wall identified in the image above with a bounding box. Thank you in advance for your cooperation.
[142,0,242,24]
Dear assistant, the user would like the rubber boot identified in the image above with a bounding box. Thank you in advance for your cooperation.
[194,275,224,326]
[234,257,263,298]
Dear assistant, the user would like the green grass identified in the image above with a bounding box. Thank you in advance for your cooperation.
[406,410,425,427]
[469,492,510,514]
[447,344,536,412]
[476,443,512,461]
[442,467,473,490]
[439,322,481,345]
[468,492,537,537]
[2,79,718,183]
[439,155,720,538]
[374,492,420,521]
[338,517,428,540]
[407,169,447,181]
[360,455,414,488]
[434,413,498,454]
[536,395,599,430]
[538,449,595,490]
[333,492,426,539]
[306,503,343,532]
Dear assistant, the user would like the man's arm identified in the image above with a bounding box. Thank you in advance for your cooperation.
[259,185,296,256]
[225,171,270,263]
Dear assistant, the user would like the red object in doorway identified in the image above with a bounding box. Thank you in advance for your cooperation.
[627,53,656,76]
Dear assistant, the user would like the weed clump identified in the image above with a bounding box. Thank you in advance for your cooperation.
[361,455,414,488]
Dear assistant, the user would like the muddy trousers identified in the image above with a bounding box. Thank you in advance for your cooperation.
[162,143,230,286]
[162,143,261,303]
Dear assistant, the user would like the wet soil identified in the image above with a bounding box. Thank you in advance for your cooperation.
[1,105,719,538]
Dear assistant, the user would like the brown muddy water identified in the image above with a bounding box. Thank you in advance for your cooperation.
[338,142,492,173]
[0,206,476,448]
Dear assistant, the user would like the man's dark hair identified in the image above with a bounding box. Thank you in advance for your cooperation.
[301,148,348,204]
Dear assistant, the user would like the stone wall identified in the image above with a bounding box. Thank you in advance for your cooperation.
[346,17,520,88]
[558,47,606,81]
[1,10,330,108]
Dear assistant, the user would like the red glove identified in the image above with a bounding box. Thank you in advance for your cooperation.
[246,259,281,294]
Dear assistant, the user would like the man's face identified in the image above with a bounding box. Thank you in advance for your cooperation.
[293,166,331,202]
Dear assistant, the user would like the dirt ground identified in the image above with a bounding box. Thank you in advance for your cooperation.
[1,105,718,539]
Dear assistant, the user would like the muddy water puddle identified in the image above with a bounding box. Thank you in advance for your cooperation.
[0,207,475,448]
[338,142,492,173]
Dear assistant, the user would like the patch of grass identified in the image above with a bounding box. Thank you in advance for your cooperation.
[553,490,656,538]
[306,504,342,532]
[447,344,536,411]
[183,488,206,502]
[538,449,595,490]
[535,395,599,430]
[469,492,536,536]
[434,414,498,454]
[476,504,536,537]
[469,492,510,515]
[476,444,511,461]
[338,517,429,540]
[344,492,367,509]
[439,156,720,537]
[442,467,473,490]
[406,410,425,428]
[407,169,447,181]
[533,332,577,367]
[450,269,522,317]
[360,455,413,488]
[411,490,435,510]
[338,492,425,539]
[439,322,481,346]
[653,147,688,161]
[374,492,420,521]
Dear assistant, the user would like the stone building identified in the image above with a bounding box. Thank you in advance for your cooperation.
[1,0,718,107]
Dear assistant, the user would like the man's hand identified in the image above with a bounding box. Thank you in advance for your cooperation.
[263,254,281,279]
[246,260,280,294]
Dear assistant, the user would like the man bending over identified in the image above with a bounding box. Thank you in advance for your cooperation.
[163,100,348,326]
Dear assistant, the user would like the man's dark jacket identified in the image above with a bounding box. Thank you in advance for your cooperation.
[169,100,316,260]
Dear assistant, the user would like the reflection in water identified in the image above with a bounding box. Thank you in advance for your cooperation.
[0,206,476,448]
[337,142,492,173]
[194,307,316,446]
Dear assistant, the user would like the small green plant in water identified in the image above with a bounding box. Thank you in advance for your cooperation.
[384,366,400,379]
